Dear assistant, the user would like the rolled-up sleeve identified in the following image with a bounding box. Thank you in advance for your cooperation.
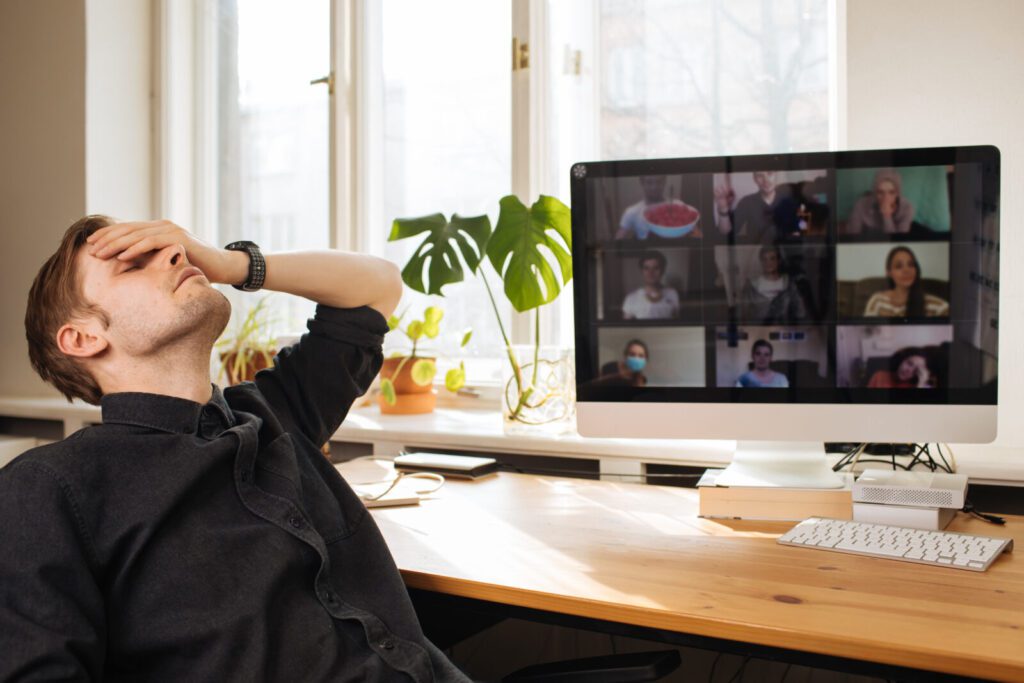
[253,305,388,446]
[0,462,105,681]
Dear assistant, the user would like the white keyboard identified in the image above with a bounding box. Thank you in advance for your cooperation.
[778,517,1013,571]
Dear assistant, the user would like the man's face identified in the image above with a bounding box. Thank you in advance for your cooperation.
[639,176,667,203]
[753,172,776,195]
[760,249,779,276]
[640,258,664,286]
[75,244,231,358]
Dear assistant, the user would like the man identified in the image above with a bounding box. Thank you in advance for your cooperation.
[614,175,668,240]
[621,251,680,320]
[740,245,808,324]
[714,171,801,244]
[1,216,471,681]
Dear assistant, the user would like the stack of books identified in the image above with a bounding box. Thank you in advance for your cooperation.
[697,468,854,521]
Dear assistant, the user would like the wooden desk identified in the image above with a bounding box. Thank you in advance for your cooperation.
[337,461,1024,681]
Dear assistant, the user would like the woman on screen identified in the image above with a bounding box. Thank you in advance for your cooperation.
[595,339,650,387]
[863,246,949,318]
[735,339,789,388]
[846,168,915,235]
[867,347,937,388]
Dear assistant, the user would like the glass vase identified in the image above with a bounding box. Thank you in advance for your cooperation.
[502,346,576,436]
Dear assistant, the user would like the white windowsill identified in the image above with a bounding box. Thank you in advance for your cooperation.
[1,395,1023,484]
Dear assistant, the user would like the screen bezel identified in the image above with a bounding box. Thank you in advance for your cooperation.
[570,145,1000,408]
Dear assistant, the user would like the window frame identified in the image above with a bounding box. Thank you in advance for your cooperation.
[156,0,844,389]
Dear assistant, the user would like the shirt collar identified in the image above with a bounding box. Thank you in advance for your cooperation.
[101,385,235,436]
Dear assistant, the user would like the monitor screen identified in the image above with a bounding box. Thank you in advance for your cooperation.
[571,146,999,442]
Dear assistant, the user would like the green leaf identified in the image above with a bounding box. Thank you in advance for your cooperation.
[410,358,437,386]
[460,328,473,348]
[406,320,424,341]
[389,213,492,295]
[445,364,466,392]
[487,195,573,312]
[423,306,444,324]
[386,314,401,331]
[380,378,397,405]
[422,320,441,339]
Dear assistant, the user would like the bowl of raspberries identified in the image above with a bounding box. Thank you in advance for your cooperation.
[641,201,700,238]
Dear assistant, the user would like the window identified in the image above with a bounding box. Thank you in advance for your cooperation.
[173,0,832,383]
[368,1,513,381]
[196,0,331,335]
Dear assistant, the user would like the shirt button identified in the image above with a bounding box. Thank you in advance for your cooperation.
[380,638,395,650]
[288,516,304,529]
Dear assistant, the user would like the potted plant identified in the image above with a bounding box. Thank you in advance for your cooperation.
[379,305,471,414]
[215,296,277,385]
[389,195,574,433]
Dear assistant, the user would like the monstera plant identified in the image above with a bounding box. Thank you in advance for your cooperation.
[389,195,574,431]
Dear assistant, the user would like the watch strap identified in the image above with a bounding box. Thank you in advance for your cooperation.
[223,240,266,292]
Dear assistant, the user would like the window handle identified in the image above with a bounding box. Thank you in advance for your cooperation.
[310,73,334,95]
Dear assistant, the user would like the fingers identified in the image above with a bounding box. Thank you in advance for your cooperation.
[117,234,182,261]
[87,221,186,259]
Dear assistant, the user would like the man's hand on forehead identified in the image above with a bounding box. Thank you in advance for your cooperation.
[86,220,246,286]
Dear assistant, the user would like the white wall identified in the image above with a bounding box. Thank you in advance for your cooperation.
[0,0,153,399]
[85,0,153,218]
[0,0,88,399]
[845,0,1024,459]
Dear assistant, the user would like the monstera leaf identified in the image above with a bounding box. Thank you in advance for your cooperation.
[389,213,492,296]
[486,195,572,312]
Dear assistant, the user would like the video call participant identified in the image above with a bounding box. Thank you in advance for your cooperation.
[622,250,680,320]
[735,339,790,388]
[714,171,802,244]
[596,339,650,387]
[615,175,668,240]
[1,217,471,681]
[741,245,807,323]
[845,168,915,235]
[867,347,937,388]
[863,246,949,318]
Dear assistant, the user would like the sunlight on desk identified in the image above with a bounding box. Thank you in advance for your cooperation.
[334,460,1024,681]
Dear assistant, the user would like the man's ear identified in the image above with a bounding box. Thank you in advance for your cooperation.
[56,320,109,359]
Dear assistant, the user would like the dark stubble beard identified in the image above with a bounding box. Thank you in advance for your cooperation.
[114,286,233,359]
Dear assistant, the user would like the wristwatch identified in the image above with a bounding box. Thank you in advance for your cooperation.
[223,240,266,292]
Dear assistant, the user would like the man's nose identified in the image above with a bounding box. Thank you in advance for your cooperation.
[162,243,188,267]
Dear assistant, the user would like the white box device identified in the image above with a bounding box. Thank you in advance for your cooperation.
[852,469,967,510]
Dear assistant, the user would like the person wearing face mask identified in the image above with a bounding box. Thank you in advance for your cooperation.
[595,339,649,387]
[735,339,789,388]
[845,168,915,235]
[868,347,937,388]
[863,246,949,318]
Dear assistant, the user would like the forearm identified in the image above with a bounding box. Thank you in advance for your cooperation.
[221,249,403,317]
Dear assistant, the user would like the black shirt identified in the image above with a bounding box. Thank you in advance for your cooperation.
[0,305,470,682]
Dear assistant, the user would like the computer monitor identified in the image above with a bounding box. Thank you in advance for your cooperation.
[570,146,999,487]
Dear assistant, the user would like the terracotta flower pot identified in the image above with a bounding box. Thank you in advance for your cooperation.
[220,347,276,385]
[378,356,437,415]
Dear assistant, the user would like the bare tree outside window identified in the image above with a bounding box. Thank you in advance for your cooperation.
[598,0,829,159]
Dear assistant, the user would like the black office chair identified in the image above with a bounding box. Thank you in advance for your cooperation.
[501,649,682,682]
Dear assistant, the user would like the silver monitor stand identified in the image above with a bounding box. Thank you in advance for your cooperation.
[714,441,847,489]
